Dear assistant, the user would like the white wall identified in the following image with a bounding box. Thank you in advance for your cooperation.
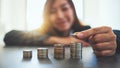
[1,0,27,31]
[0,0,1,21]
[100,0,120,30]
[84,0,120,30]
[27,0,46,30]
[0,0,27,45]
[73,0,83,21]
[0,0,5,45]
[83,0,100,27]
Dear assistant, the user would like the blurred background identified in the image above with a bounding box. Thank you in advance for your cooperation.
[0,0,120,45]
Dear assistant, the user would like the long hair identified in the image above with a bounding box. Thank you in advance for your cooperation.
[37,0,84,35]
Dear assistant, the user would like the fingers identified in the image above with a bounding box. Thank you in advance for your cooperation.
[89,33,116,43]
[75,26,112,39]
[94,50,116,56]
[92,42,117,51]
[90,31,117,56]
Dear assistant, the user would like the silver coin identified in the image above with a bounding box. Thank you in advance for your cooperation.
[54,56,64,59]
[38,56,48,59]
[37,48,48,54]
[54,44,64,47]
[70,43,82,48]
[70,46,82,48]
[38,52,48,54]
[37,48,48,51]
[54,44,65,59]
[23,50,32,58]
[38,54,47,56]
[70,42,82,59]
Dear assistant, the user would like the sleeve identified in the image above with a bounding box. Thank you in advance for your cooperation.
[113,30,120,54]
[4,30,50,46]
[74,25,91,32]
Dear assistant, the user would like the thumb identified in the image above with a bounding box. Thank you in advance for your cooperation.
[74,29,95,39]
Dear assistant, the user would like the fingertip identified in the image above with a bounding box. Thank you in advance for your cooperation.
[77,33,84,39]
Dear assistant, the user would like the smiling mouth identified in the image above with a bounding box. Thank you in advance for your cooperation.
[57,20,68,24]
[57,22,68,26]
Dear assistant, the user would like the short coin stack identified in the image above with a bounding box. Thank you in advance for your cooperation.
[70,42,82,59]
[37,48,48,59]
[23,50,32,58]
[54,44,65,59]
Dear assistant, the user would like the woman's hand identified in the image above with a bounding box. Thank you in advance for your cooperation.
[44,36,90,46]
[75,26,117,56]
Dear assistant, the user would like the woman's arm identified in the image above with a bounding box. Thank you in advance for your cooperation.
[4,30,49,46]
[4,30,89,46]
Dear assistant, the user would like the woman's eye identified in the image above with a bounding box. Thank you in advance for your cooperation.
[62,7,68,11]
[50,9,56,14]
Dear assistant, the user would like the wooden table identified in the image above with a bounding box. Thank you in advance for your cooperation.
[0,46,120,68]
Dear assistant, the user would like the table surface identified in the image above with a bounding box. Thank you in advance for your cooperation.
[0,46,120,68]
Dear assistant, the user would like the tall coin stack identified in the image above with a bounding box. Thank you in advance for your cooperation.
[54,44,65,59]
[70,42,82,59]
[37,48,48,59]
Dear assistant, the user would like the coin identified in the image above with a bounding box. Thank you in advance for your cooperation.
[37,48,48,59]
[54,44,65,59]
[23,50,32,58]
[70,42,82,59]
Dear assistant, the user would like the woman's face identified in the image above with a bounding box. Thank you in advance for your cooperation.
[50,0,74,32]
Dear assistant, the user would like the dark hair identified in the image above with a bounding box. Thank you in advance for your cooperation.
[38,0,84,35]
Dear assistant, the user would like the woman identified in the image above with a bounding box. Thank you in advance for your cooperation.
[4,0,120,56]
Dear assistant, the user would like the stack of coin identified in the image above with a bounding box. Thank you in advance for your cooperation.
[23,50,32,58]
[70,42,82,59]
[54,44,65,59]
[37,48,48,59]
